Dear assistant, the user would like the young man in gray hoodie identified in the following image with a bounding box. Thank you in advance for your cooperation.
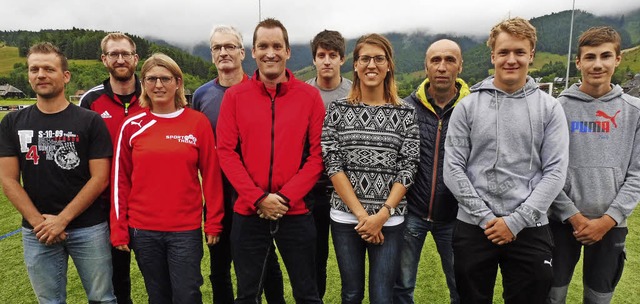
[547,26,640,304]
[443,17,569,303]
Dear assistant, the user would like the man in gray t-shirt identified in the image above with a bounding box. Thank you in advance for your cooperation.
[306,30,352,107]
[305,29,351,300]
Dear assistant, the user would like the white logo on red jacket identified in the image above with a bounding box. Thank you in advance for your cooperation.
[100,111,112,119]
[166,134,197,145]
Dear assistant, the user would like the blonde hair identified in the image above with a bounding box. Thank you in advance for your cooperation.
[487,17,537,51]
[139,53,187,110]
[101,32,136,54]
[347,33,400,106]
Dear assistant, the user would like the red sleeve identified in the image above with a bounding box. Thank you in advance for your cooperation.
[216,90,267,209]
[277,90,325,202]
[110,120,133,247]
[199,116,224,235]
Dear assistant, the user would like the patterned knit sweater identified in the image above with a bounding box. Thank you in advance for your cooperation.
[321,98,420,216]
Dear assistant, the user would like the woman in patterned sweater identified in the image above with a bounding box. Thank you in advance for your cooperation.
[321,33,420,304]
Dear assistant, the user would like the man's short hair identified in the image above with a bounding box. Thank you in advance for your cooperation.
[310,30,346,59]
[253,18,289,49]
[101,32,137,54]
[577,26,621,58]
[210,25,244,49]
[487,17,537,51]
[27,42,68,71]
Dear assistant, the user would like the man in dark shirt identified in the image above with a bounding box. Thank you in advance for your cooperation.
[0,42,115,304]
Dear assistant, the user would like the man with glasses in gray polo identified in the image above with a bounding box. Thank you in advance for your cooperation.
[79,32,143,304]
[192,25,285,304]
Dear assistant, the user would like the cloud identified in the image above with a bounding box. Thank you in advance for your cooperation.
[2,0,639,47]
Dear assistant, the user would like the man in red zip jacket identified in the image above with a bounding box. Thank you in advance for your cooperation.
[79,32,142,304]
[192,25,285,304]
[216,18,325,304]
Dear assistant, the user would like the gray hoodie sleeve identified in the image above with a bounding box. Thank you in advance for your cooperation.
[549,189,581,222]
[444,99,497,228]
[605,117,640,225]
[503,102,569,235]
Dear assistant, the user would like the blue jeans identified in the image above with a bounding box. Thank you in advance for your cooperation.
[22,221,116,304]
[129,228,204,304]
[331,220,404,304]
[393,214,459,304]
[231,213,321,304]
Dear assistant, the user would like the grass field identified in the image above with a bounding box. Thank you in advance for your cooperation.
[0,184,639,303]
[620,46,640,75]
[0,46,23,76]
[0,104,639,303]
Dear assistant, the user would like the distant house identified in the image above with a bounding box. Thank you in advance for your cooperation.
[69,89,87,104]
[0,84,26,99]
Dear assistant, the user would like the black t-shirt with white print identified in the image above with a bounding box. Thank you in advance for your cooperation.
[0,103,113,229]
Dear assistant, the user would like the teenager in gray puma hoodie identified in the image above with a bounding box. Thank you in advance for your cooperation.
[547,26,640,304]
[443,17,569,303]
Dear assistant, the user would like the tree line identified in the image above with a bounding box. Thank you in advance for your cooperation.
[2,7,639,99]
[0,28,216,98]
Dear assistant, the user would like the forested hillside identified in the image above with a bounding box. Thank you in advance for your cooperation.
[0,29,215,98]
[188,8,640,89]
[1,7,639,99]
[530,10,634,54]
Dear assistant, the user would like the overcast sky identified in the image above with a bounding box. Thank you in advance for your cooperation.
[2,0,639,47]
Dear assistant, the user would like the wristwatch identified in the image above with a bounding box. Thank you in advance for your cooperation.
[382,203,395,216]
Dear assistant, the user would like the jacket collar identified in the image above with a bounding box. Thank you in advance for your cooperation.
[103,74,142,105]
[415,77,470,113]
[251,69,295,97]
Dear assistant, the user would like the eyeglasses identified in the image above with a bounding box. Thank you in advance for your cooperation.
[211,44,241,53]
[105,52,135,60]
[144,76,175,85]
[357,55,387,66]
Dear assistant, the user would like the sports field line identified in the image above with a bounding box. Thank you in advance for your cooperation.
[0,228,20,241]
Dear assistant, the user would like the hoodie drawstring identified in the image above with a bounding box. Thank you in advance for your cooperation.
[493,90,499,169]
[523,88,535,170]
[492,88,535,171]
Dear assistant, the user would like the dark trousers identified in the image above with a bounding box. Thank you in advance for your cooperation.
[308,185,331,299]
[231,213,321,304]
[453,220,554,304]
[548,220,627,303]
[111,247,132,304]
[207,181,285,304]
[208,208,235,304]
[207,213,284,304]
[129,228,204,304]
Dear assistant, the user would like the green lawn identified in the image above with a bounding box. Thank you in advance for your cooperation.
[0,46,24,76]
[0,189,638,303]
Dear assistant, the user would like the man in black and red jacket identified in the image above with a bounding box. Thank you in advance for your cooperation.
[79,32,142,304]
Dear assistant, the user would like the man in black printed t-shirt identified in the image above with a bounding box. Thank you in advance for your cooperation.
[0,42,115,303]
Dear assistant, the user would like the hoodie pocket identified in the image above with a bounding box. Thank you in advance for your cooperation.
[565,166,620,217]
